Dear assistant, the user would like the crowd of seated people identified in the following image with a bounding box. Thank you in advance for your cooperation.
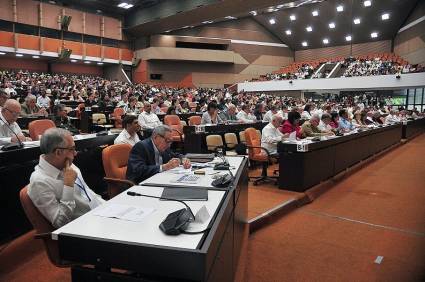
[257,53,424,81]
[0,69,424,148]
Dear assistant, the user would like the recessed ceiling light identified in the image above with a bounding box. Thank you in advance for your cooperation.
[329,22,336,29]
[269,18,276,25]
[96,10,102,13]
[285,30,292,35]
[323,38,329,44]
[202,20,213,24]
[225,16,237,20]
[353,18,361,24]
[71,59,77,62]
[117,3,127,8]
[290,15,296,21]
[165,30,171,33]
[345,35,352,41]
[312,10,319,17]
[306,26,312,32]
[124,4,133,9]
[302,41,308,47]
[97,62,104,65]
[0,52,6,55]
[371,32,378,38]
[267,7,274,12]
[336,5,344,12]
[249,11,257,16]
[364,0,371,7]
[381,13,390,20]
[32,55,40,58]
[277,4,285,9]
[16,54,23,57]
[84,61,91,64]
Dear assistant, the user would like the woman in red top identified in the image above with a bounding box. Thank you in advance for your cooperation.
[280,111,302,138]
[329,111,339,129]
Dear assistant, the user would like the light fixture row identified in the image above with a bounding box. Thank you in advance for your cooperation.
[299,32,379,47]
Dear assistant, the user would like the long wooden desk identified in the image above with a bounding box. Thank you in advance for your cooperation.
[402,118,425,139]
[277,124,402,192]
[0,134,117,243]
[183,122,268,153]
[54,156,249,282]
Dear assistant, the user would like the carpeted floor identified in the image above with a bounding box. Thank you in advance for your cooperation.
[1,135,424,281]
[243,134,425,282]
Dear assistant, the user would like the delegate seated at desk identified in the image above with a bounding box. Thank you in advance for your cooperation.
[236,104,257,123]
[220,104,239,122]
[114,115,140,146]
[126,125,191,184]
[20,94,48,117]
[301,114,334,138]
[0,99,31,143]
[261,114,288,155]
[27,128,105,228]
[201,102,223,125]
[138,103,162,131]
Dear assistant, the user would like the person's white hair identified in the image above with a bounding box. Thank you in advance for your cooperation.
[40,128,71,155]
[25,94,36,102]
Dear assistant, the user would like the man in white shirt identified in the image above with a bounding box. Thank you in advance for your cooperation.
[114,115,140,146]
[201,102,222,124]
[385,109,400,124]
[261,115,288,155]
[0,99,29,144]
[28,128,105,228]
[37,89,51,109]
[138,103,162,130]
[237,104,257,123]
[263,105,278,123]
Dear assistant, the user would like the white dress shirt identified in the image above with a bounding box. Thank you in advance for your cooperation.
[262,110,276,123]
[261,123,284,155]
[0,111,23,143]
[28,156,105,228]
[114,129,140,146]
[37,95,51,108]
[385,114,400,124]
[301,111,312,120]
[236,111,257,123]
[138,111,162,129]
[318,120,332,131]
[201,111,222,124]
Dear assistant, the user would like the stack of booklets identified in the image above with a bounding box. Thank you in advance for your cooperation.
[185,153,215,163]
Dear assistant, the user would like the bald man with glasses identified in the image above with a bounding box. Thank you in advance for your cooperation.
[126,125,191,184]
[0,99,31,144]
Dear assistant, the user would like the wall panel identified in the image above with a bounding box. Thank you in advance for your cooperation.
[85,14,101,37]
[0,0,13,22]
[18,34,39,50]
[104,17,121,41]
[0,31,15,48]
[17,0,39,26]
[0,57,48,72]
[65,8,84,34]
[42,3,61,30]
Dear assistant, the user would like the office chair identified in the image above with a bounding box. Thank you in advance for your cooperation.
[102,143,132,198]
[28,119,56,140]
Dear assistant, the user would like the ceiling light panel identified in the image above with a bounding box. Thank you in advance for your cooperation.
[371,32,378,38]
[323,38,329,44]
[364,0,371,7]
[353,18,361,24]
[269,18,276,24]
[249,11,257,16]
[312,10,319,16]
[328,22,335,29]
[336,5,344,12]
[285,30,292,35]
[381,13,389,20]
[302,41,308,47]
[345,35,352,41]
[306,26,312,32]
[290,15,296,21]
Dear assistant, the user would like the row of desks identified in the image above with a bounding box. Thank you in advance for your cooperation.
[53,156,249,281]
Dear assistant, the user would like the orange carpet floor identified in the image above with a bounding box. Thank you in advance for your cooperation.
[243,134,425,281]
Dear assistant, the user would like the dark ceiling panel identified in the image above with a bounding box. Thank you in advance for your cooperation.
[254,0,419,50]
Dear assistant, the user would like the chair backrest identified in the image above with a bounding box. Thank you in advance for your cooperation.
[245,128,262,158]
[19,186,63,267]
[113,107,125,128]
[256,129,262,140]
[188,115,201,126]
[164,115,183,140]
[92,113,107,125]
[224,133,238,149]
[102,144,132,179]
[206,135,223,152]
[28,119,56,140]
[239,131,246,144]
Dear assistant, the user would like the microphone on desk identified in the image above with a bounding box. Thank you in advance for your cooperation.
[0,117,24,151]
[127,191,209,235]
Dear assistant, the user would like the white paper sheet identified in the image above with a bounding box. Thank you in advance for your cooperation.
[92,203,155,222]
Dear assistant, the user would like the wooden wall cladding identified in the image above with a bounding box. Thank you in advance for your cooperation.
[85,43,101,58]
[0,0,13,22]
[66,8,84,34]
[85,14,101,37]
[17,0,39,26]
[0,31,14,48]
[0,57,48,72]
[17,34,39,50]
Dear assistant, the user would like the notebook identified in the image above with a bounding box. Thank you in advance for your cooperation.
[161,187,208,201]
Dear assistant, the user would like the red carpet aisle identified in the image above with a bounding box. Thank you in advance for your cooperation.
[243,134,425,282]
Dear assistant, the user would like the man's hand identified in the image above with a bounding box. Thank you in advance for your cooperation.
[63,160,77,187]
[163,158,180,171]
[182,158,191,169]
[11,134,26,143]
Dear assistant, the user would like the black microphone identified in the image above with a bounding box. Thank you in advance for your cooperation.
[126,191,195,219]
[0,116,24,151]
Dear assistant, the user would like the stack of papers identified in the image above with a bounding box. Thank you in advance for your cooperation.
[92,204,155,222]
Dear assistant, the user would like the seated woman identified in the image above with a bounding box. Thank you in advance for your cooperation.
[329,111,340,129]
[352,111,366,127]
[166,106,176,115]
[279,111,302,139]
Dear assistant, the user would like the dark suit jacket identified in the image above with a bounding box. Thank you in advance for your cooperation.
[126,138,180,184]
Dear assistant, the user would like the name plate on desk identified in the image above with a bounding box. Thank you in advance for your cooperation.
[194,125,206,134]
[297,142,309,152]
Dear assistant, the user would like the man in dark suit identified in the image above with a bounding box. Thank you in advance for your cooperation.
[126,125,191,184]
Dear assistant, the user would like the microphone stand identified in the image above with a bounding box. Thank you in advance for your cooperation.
[0,116,24,150]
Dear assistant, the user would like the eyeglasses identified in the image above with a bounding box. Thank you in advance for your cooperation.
[56,146,77,152]
[4,108,20,117]
[158,134,173,144]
